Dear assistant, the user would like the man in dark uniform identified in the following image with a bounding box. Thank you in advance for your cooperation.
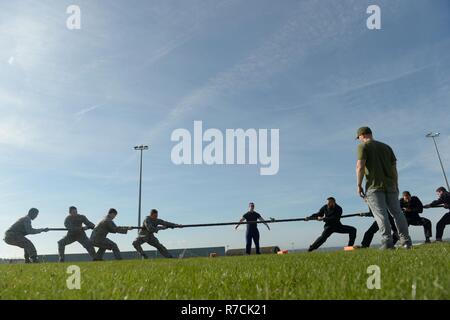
[235,202,270,255]
[424,186,450,241]
[57,206,96,262]
[4,208,49,263]
[306,197,357,252]
[90,208,132,260]
[400,191,432,243]
[132,209,182,259]
[360,209,399,248]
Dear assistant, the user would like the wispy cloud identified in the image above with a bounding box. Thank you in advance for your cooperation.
[141,25,198,68]
[141,0,373,143]
[75,104,103,119]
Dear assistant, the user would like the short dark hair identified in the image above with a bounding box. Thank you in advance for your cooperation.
[402,191,411,196]
[327,197,336,202]
[69,206,77,212]
[150,209,158,215]
[108,208,117,215]
[28,208,39,218]
[249,202,255,206]
[436,186,447,193]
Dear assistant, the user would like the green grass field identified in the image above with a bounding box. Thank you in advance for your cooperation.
[0,243,448,300]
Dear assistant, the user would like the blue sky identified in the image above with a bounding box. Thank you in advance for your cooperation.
[1,0,450,258]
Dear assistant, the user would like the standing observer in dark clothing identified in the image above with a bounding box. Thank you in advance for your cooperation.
[360,209,399,248]
[400,191,432,243]
[58,206,96,262]
[424,186,450,241]
[235,202,270,255]
[306,197,357,252]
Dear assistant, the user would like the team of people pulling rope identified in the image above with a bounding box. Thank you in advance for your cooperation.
[3,127,450,262]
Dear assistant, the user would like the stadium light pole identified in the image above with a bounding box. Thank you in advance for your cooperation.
[134,145,149,230]
[426,132,450,191]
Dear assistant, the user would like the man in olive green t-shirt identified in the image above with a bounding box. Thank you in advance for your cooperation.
[355,126,411,249]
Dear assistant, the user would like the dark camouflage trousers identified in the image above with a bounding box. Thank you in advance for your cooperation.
[4,232,37,261]
[133,234,172,258]
[91,238,122,260]
[58,231,96,260]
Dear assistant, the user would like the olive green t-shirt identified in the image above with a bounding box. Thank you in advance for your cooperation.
[357,140,398,191]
